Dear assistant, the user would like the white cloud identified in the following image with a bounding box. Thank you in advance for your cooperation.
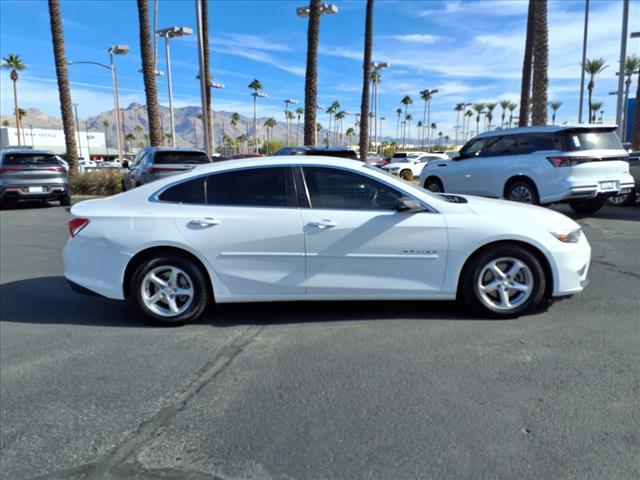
[388,34,442,44]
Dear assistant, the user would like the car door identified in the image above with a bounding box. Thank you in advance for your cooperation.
[166,166,306,299]
[124,151,147,189]
[298,166,448,297]
[444,138,491,194]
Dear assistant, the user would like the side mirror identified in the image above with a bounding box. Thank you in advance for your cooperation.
[122,160,130,169]
[451,152,461,161]
[395,197,425,213]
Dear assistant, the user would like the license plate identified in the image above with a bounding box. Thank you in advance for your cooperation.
[600,181,616,191]
[28,186,44,193]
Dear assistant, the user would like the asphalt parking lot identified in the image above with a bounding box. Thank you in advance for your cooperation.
[1,199,639,480]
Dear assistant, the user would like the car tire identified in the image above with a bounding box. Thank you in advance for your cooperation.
[59,194,71,206]
[400,169,414,181]
[569,196,606,214]
[131,254,209,326]
[461,245,546,318]
[607,188,636,207]
[424,177,444,193]
[505,179,539,205]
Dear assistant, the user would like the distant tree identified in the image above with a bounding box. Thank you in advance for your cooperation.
[345,127,355,145]
[1,53,26,145]
[263,117,277,154]
[326,101,340,146]
[400,95,412,147]
[507,101,517,128]
[485,102,497,130]
[231,112,240,152]
[2,120,9,127]
[416,120,424,148]
[405,114,413,145]
[589,102,603,123]
[285,110,295,145]
[125,132,135,150]
[464,109,473,139]
[395,107,402,142]
[248,78,264,152]
[454,103,464,144]
[499,100,510,129]
[548,101,562,125]
[295,107,304,145]
[334,110,346,144]
[472,103,485,135]
[584,58,608,123]
[102,119,110,148]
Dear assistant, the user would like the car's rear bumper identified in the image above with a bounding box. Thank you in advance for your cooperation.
[542,174,636,203]
[1,184,69,200]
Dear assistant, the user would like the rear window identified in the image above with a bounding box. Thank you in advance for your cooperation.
[392,153,407,159]
[562,130,623,151]
[2,153,61,166]
[153,151,210,165]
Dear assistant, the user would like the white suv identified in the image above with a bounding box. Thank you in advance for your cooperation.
[419,126,634,214]
[383,152,448,181]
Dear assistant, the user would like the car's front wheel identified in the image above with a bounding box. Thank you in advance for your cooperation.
[569,196,606,214]
[461,245,546,318]
[424,177,444,193]
[400,169,414,181]
[132,255,209,325]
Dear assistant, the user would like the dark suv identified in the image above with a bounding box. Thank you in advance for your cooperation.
[122,147,211,191]
[0,149,70,207]
[274,146,360,160]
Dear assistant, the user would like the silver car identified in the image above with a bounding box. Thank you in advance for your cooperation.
[122,147,211,190]
[0,149,70,207]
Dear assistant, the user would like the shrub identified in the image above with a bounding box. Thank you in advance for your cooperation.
[71,169,123,196]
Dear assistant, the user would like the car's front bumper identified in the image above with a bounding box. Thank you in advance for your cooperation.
[549,234,591,297]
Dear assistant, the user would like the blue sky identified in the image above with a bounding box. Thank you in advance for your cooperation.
[1,0,638,140]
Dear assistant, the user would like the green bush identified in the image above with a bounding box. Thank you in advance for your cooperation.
[71,170,123,196]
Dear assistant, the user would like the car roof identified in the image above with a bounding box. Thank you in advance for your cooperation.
[143,146,207,153]
[1,149,56,155]
[474,124,618,139]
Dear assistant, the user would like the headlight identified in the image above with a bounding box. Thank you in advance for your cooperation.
[549,228,581,243]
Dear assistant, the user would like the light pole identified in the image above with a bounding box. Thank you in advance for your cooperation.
[420,89,438,151]
[371,62,389,154]
[72,103,83,159]
[195,0,210,155]
[615,0,629,139]
[252,92,267,153]
[157,26,193,148]
[379,116,385,153]
[578,0,590,123]
[85,122,92,159]
[284,99,298,145]
[315,104,324,147]
[69,44,129,162]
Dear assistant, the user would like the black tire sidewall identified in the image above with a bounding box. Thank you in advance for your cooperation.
[462,246,546,318]
[425,178,443,192]
[506,180,539,205]
[569,196,606,214]
[132,255,209,325]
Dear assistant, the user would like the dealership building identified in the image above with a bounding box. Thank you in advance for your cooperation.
[0,127,120,159]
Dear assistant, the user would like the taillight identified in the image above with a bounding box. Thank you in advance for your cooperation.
[146,166,181,173]
[68,218,89,237]
[0,167,26,173]
[44,166,66,172]
[547,156,593,167]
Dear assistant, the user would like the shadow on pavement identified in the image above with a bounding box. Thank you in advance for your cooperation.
[0,200,56,210]
[0,276,492,328]
[551,203,640,222]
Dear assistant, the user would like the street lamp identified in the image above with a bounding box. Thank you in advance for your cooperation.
[379,116,386,151]
[371,61,389,154]
[252,92,267,153]
[615,0,630,139]
[296,3,338,17]
[284,99,298,145]
[420,88,438,151]
[69,44,129,162]
[157,26,192,147]
[72,103,82,159]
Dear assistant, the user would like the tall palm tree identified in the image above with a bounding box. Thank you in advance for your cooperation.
[136,0,162,147]
[454,103,464,143]
[395,107,402,142]
[125,133,135,151]
[358,0,374,158]
[420,90,433,148]
[485,102,497,130]
[345,127,355,146]
[326,101,340,146]
[531,0,548,126]
[405,114,413,145]
[285,110,295,145]
[231,112,240,152]
[548,101,562,125]
[102,119,110,148]
[295,107,304,145]
[16,108,27,145]
[507,101,517,128]
[47,0,78,170]
[248,78,263,152]
[263,117,276,154]
[1,53,26,145]
[499,100,510,129]
[417,120,424,148]
[584,58,608,124]
[334,110,346,144]
[464,109,473,139]
[201,0,213,153]
[400,95,413,147]
[472,103,485,135]
[430,122,437,147]
[303,0,321,146]
[589,102,603,123]
[622,55,639,138]
[519,0,535,127]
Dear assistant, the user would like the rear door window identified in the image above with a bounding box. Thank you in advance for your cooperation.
[153,151,210,165]
[515,133,561,154]
[483,135,519,156]
[158,177,206,204]
[206,167,296,207]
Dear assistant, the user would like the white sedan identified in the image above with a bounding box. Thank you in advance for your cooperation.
[382,153,449,181]
[64,156,591,325]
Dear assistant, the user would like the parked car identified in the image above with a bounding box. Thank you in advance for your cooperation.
[419,126,634,214]
[607,151,639,206]
[383,153,449,181]
[274,146,359,160]
[121,147,211,191]
[78,159,97,173]
[65,156,590,325]
[0,149,70,207]
[365,152,385,166]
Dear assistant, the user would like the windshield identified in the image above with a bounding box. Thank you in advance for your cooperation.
[562,129,623,151]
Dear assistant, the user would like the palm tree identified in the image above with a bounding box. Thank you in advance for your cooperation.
[285,110,295,145]
[136,0,162,147]
[143,133,150,146]
[2,120,9,127]
[334,110,346,145]
[263,117,276,154]
[499,100,510,129]
[519,0,535,127]
[15,108,27,145]
[346,127,355,146]
[472,103,485,135]
[507,102,517,128]
[548,101,562,125]
[464,109,473,139]
[400,95,413,147]
[326,101,340,146]
[102,119,110,148]
[125,133,135,150]
[584,58,608,123]
[1,53,26,145]
[531,0,548,126]
[236,134,247,153]
[417,120,424,148]
[134,124,144,136]
[303,0,321,146]
[622,55,639,139]
[201,0,213,153]
[485,102,497,130]
[248,78,264,152]
[405,114,413,146]
[430,123,437,148]
[231,112,240,152]
[358,0,374,158]
[295,107,304,145]
[589,102,603,123]
[395,107,402,142]
[47,1,78,171]
[454,103,464,143]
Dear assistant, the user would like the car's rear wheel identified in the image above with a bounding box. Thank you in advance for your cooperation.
[569,196,606,214]
[424,177,444,193]
[607,189,636,207]
[59,194,71,206]
[505,179,539,205]
[132,255,209,325]
[461,245,546,318]
[400,169,414,181]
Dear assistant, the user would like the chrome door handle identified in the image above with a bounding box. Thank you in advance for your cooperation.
[308,219,337,229]
[188,218,220,228]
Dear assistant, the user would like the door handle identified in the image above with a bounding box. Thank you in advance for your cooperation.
[188,218,220,228]
[437,163,447,167]
[308,219,337,229]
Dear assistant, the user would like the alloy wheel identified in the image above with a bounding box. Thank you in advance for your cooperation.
[508,185,534,204]
[141,266,194,317]
[477,257,534,311]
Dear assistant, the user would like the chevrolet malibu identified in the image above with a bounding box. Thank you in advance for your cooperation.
[64,157,591,325]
